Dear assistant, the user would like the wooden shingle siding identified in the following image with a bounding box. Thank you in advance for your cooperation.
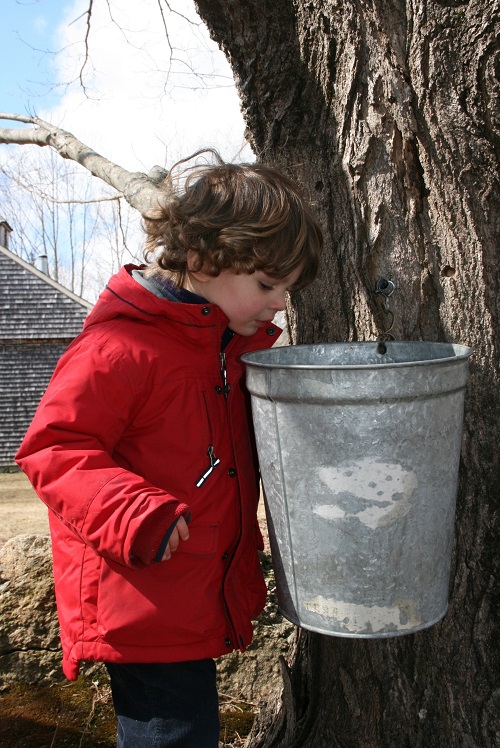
[0,244,92,469]
[0,247,91,340]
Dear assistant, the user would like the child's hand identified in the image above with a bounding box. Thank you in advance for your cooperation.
[161,516,190,560]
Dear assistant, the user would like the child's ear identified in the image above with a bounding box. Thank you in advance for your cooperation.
[186,250,198,271]
[186,250,211,281]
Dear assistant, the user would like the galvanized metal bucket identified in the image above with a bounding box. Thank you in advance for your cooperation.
[242,341,472,638]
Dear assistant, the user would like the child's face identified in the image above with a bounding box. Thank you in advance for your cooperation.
[187,266,302,337]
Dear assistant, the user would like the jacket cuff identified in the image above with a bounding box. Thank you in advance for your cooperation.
[154,512,192,562]
[128,502,190,567]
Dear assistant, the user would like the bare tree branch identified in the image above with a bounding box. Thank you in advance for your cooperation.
[163,0,202,28]
[0,113,165,216]
[8,184,121,205]
[76,0,94,93]
[156,0,175,79]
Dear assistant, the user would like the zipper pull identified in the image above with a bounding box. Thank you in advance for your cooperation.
[195,445,221,488]
[220,352,230,399]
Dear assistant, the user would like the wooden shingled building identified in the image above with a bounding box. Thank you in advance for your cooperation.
[0,220,92,469]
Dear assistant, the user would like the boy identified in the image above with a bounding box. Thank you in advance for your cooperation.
[16,152,323,747]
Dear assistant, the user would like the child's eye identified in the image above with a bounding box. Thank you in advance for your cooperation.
[258,281,274,291]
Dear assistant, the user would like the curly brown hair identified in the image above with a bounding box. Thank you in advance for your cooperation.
[143,150,323,291]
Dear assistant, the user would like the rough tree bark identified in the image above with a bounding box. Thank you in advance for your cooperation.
[195,1,500,746]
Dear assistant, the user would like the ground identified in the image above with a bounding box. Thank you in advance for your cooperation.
[0,471,262,747]
[0,471,49,544]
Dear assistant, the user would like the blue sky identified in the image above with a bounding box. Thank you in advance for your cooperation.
[0,0,248,164]
[1,0,66,117]
[0,0,250,299]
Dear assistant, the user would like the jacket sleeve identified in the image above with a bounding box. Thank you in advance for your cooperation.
[15,334,190,569]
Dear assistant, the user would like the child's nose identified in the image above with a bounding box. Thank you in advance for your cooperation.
[270,292,286,311]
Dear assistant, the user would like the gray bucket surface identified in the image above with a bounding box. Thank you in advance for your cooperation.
[242,341,472,638]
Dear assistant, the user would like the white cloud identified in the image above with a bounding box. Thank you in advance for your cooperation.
[42,0,252,171]
[33,15,49,35]
[2,0,252,301]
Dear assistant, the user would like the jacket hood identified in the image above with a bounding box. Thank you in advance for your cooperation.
[85,264,224,329]
[84,265,283,352]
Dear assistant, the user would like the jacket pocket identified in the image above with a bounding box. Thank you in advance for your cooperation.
[96,524,221,644]
[175,524,219,556]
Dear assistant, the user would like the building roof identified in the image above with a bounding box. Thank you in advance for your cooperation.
[0,245,93,467]
[0,244,92,340]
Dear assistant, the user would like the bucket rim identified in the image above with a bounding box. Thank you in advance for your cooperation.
[241,341,473,370]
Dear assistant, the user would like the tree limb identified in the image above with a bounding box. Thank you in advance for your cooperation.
[0,113,165,216]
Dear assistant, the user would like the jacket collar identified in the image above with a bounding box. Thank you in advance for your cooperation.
[85,264,283,353]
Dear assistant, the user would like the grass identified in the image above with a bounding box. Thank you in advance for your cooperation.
[0,670,255,748]
[0,676,116,748]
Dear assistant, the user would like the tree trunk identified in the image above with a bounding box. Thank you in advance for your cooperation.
[196,1,500,746]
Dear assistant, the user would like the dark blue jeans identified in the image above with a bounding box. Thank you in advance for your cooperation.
[105,660,219,748]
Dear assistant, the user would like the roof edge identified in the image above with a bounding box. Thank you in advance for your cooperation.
[0,244,93,311]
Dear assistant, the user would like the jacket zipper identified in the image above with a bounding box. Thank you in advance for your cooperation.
[220,352,230,400]
[194,344,232,488]
[195,444,221,488]
[219,344,242,648]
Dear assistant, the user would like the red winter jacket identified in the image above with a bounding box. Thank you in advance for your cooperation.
[16,265,281,679]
